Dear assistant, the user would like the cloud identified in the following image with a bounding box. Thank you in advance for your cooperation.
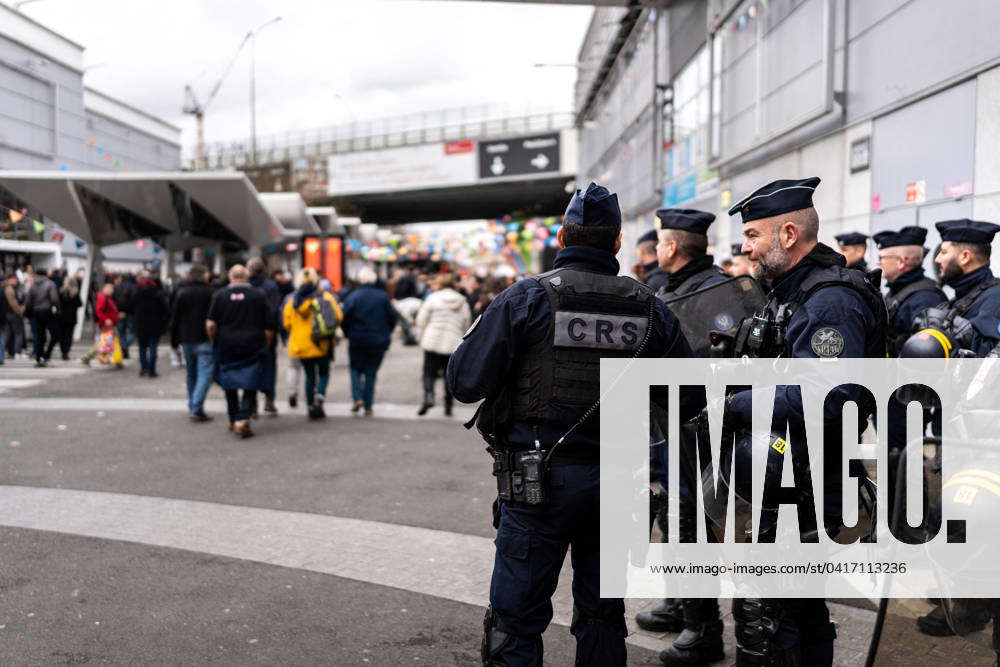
[23,0,592,152]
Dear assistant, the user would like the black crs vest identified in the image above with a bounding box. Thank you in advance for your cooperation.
[508,268,655,438]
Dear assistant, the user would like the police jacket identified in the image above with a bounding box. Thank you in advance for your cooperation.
[941,265,1000,357]
[641,261,670,294]
[447,245,691,464]
[658,255,728,301]
[847,258,869,273]
[884,266,944,356]
[729,243,885,428]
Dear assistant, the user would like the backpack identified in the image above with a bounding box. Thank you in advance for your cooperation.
[311,294,341,343]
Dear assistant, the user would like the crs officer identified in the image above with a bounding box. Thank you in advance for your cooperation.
[834,232,870,272]
[636,228,671,293]
[725,177,887,666]
[654,208,729,300]
[872,226,944,356]
[729,242,753,277]
[447,182,691,666]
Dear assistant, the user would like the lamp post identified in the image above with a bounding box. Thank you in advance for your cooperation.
[249,16,282,164]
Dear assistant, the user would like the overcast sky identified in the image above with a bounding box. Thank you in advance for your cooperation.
[21,0,593,155]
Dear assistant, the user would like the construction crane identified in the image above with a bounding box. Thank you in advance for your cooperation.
[183,32,252,170]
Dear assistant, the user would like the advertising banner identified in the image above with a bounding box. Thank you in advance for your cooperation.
[327,141,477,196]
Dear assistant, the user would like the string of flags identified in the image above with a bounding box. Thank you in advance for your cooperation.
[1,202,84,249]
[725,0,767,34]
[84,139,132,172]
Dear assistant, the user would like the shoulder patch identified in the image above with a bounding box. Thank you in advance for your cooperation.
[463,314,482,339]
[810,327,845,358]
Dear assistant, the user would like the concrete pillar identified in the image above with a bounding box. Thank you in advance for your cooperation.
[74,243,98,342]
[212,245,224,276]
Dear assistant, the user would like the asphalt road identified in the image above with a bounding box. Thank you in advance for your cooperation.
[3,339,992,665]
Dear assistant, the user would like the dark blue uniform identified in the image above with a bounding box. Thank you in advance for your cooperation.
[945,265,1000,357]
[448,245,690,666]
[886,267,943,346]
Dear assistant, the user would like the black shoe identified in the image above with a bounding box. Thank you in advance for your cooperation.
[315,399,325,419]
[307,405,321,420]
[149,371,159,378]
[62,354,70,361]
[351,400,363,413]
[917,602,989,637]
[190,411,213,423]
[139,369,148,377]
[417,402,433,416]
[264,399,278,417]
[635,599,685,633]
[658,622,725,665]
[288,394,298,409]
[444,400,453,417]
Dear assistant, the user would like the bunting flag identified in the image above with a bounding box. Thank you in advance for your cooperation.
[75,239,87,250]
[32,220,45,234]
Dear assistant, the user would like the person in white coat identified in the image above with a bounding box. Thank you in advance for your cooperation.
[415,273,471,416]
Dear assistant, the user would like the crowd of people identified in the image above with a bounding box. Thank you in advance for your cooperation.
[2,258,516,439]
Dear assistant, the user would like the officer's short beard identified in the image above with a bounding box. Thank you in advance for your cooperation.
[751,233,790,281]
[938,257,963,285]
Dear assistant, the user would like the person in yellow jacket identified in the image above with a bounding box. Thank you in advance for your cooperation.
[283,268,342,419]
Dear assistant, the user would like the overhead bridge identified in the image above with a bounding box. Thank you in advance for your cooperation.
[194,107,578,224]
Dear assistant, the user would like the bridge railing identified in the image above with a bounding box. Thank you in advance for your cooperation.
[189,107,575,170]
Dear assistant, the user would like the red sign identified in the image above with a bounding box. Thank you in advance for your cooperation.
[444,140,475,155]
[944,181,973,198]
[871,194,881,211]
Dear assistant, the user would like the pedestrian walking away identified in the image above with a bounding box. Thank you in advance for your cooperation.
[448,182,692,667]
[56,277,83,360]
[23,268,60,367]
[415,272,470,417]
[206,264,275,438]
[340,266,397,417]
[132,271,170,377]
[170,264,216,422]
[283,267,343,420]
[248,257,282,417]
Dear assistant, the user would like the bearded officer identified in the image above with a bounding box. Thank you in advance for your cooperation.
[872,226,944,356]
[729,242,753,277]
[724,177,887,666]
[654,209,729,300]
[636,228,671,293]
[447,182,691,666]
[907,218,1000,637]
[834,231,870,272]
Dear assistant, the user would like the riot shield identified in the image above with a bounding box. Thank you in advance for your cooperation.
[662,275,767,356]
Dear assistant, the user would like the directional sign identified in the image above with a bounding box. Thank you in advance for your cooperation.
[478,133,560,180]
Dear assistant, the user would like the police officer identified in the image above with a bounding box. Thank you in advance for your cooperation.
[834,232,870,272]
[636,228,671,293]
[873,226,944,356]
[447,182,692,666]
[729,242,753,277]
[906,218,1000,637]
[724,177,887,666]
[654,209,729,300]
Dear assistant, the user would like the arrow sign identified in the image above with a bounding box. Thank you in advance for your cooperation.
[478,132,560,180]
[530,153,550,170]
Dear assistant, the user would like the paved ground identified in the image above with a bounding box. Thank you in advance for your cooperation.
[0,340,993,665]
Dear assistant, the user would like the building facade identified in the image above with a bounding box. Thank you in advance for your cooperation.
[575,0,1000,277]
[0,2,181,274]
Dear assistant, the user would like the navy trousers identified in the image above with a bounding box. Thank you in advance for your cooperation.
[489,464,627,666]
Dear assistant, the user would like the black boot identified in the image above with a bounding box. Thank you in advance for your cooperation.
[444,394,453,417]
[635,598,684,633]
[658,619,724,665]
[417,391,434,416]
[918,601,989,637]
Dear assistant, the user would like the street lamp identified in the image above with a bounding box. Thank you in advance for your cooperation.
[249,15,282,164]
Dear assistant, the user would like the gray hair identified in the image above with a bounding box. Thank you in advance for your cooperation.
[356,266,378,285]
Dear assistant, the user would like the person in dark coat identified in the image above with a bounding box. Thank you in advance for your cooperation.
[340,266,398,416]
[171,264,216,422]
[57,277,83,360]
[132,271,170,377]
[248,257,281,415]
[207,264,274,437]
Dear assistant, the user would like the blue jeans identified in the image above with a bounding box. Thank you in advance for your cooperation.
[349,367,378,409]
[488,464,626,666]
[301,356,330,407]
[138,336,159,374]
[182,341,214,414]
[117,314,135,354]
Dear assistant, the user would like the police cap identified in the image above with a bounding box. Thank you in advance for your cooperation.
[872,226,927,249]
[728,177,820,224]
[637,229,659,245]
[654,208,715,235]
[935,219,1000,244]
[834,232,869,247]
[563,182,621,229]
[731,242,748,257]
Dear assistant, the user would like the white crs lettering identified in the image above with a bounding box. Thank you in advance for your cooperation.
[553,311,648,351]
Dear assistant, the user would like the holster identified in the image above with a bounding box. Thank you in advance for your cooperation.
[488,445,550,507]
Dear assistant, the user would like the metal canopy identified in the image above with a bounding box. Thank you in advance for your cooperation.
[258,192,321,237]
[0,171,288,249]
